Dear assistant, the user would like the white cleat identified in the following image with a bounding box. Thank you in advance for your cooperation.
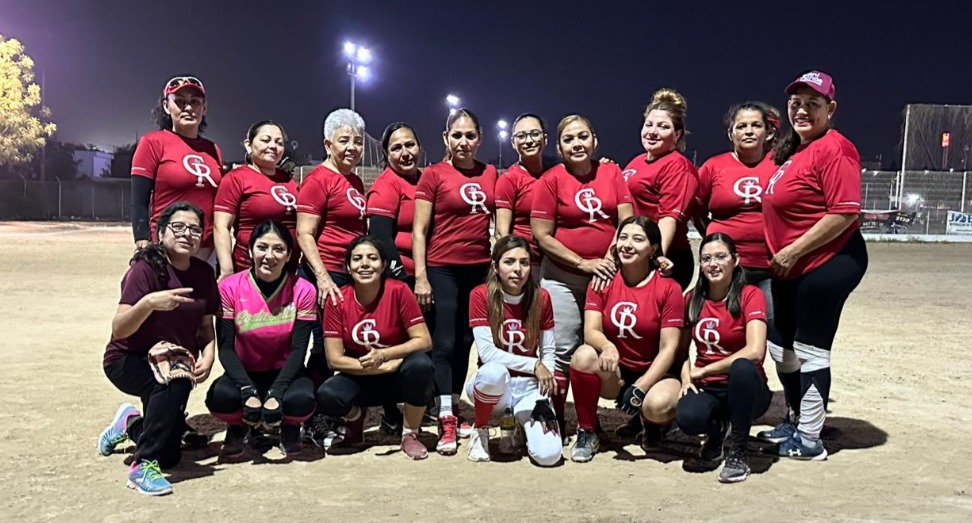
[466,427,491,462]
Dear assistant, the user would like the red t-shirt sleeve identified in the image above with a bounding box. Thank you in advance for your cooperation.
[540,290,555,330]
[119,262,154,306]
[130,135,161,180]
[658,160,698,222]
[660,281,685,328]
[296,174,329,216]
[530,174,557,220]
[366,177,400,219]
[742,286,768,323]
[414,165,438,203]
[817,145,862,214]
[396,283,426,329]
[322,299,343,338]
[468,287,489,328]
[213,144,224,168]
[495,173,517,210]
[583,284,604,312]
[213,171,244,214]
[612,165,634,205]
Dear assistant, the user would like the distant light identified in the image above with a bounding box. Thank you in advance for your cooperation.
[905,193,921,205]
[446,94,460,107]
[449,108,457,116]
[356,47,372,64]
[497,119,508,130]
[356,65,371,81]
[498,130,509,140]
[343,41,357,58]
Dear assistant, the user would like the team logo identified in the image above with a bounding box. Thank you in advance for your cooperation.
[501,319,528,354]
[733,176,762,205]
[270,185,297,212]
[695,318,729,356]
[460,183,488,214]
[347,188,366,218]
[351,319,387,348]
[621,168,637,181]
[610,302,642,339]
[182,154,217,188]
[798,71,824,86]
[574,188,609,223]
[765,160,791,196]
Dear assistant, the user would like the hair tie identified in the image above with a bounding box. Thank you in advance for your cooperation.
[767,117,781,130]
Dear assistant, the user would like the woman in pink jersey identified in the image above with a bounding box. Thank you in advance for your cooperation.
[213,121,299,279]
[675,233,770,483]
[412,108,497,455]
[131,76,223,263]
[465,235,562,466]
[495,113,548,275]
[205,221,317,458]
[317,236,434,460]
[530,114,633,439]
[568,216,684,463]
[622,88,699,290]
[757,71,867,461]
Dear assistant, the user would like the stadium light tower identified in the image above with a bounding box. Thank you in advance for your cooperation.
[446,94,460,115]
[344,41,373,112]
[497,119,509,168]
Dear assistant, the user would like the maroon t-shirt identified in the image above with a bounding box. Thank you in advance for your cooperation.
[103,257,220,367]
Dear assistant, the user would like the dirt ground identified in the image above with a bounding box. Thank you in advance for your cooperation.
[1,221,970,523]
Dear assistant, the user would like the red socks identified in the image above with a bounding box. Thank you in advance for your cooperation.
[570,369,601,431]
[472,387,502,427]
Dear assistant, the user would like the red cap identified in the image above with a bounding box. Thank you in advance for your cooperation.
[163,76,206,97]
[785,70,835,100]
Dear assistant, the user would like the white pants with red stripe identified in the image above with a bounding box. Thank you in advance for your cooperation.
[466,362,563,466]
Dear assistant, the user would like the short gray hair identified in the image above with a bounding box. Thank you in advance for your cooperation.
[322,108,366,141]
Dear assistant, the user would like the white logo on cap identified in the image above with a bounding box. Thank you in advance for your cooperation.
[799,72,824,86]
[733,176,762,205]
[270,185,296,212]
[183,154,217,188]
[574,188,609,223]
[460,183,488,214]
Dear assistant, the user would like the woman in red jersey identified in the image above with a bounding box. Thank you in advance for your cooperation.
[317,236,434,460]
[213,121,299,279]
[131,76,223,264]
[412,108,497,455]
[757,70,868,461]
[568,216,684,463]
[530,114,633,438]
[676,233,770,483]
[622,88,699,290]
[495,113,548,276]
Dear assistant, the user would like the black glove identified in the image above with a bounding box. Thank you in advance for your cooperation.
[529,400,559,434]
[241,385,263,427]
[618,385,647,416]
[389,260,407,281]
[262,389,283,429]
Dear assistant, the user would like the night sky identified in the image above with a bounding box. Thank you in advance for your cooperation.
[3,0,970,167]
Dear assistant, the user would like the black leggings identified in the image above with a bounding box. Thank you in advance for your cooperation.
[298,266,352,387]
[427,264,489,395]
[675,359,772,450]
[316,353,434,417]
[205,370,316,426]
[104,353,194,469]
[743,267,778,344]
[668,247,696,292]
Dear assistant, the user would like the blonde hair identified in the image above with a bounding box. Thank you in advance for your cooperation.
[644,88,688,150]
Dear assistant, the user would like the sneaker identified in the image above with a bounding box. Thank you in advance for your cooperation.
[570,428,600,463]
[335,409,366,447]
[126,460,172,496]
[306,414,342,450]
[641,422,670,452]
[279,424,303,457]
[700,421,729,462]
[220,425,247,458]
[756,416,797,444]
[401,432,428,460]
[421,411,439,427]
[778,432,828,461]
[719,447,751,483]
[467,427,491,462]
[379,411,404,440]
[98,403,139,456]
[457,415,474,439]
[615,414,644,439]
[436,415,459,455]
[181,425,210,450]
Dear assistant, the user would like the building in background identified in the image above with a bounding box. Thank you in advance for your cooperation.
[72,149,114,178]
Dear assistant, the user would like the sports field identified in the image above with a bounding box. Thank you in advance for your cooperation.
[1,222,970,522]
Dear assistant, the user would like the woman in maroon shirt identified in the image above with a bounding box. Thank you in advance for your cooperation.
[495,113,548,275]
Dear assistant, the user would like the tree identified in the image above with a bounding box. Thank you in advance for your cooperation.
[109,143,136,178]
[0,33,56,171]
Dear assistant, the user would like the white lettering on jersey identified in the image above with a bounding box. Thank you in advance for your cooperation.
[765,160,791,196]
[270,185,297,212]
[182,154,217,188]
[459,183,488,214]
[574,188,610,223]
[695,318,729,356]
[351,319,388,348]
[733,176,762,205]
[622,168,637,181]
[502,319,528,354]
[610,301,642,339]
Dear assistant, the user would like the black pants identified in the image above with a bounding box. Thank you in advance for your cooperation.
[316,353,434,417]
[668,247,695,292]
[743,267,778,344]
[205,370,316,425]
[427,264,489,395]
[675,359,772,450]
[298,265,352,387]
[104,353,194,469]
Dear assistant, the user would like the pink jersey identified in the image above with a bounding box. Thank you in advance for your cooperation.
[622,151,698,253]
[495,163,544,261]
[688,286,767,386]
[585,271,684,373]
[762,130,861,279]
[468,284,554,377]
[696,152,776,269]
[214,166,299,272]
[323,279,425,358]
[295,164,367,274]
[366,168,419,275]
[131,130,223,247]
[415,161,497,266]
[219,272,317,372]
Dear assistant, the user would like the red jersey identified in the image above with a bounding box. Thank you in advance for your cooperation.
[295,164,367,274]
[696,152,776,269]
[622,151,698,253]
[495,163,544,261]
[531,162,632,271]
[584,271,684,374]
[323,279,426,358]
[214,166,299,272]
[415,161,497,266]
[468,284,555,377]
[688,285,767,387]
[762,130,862,279]
[366,168,419,275]
[131,130,223,247]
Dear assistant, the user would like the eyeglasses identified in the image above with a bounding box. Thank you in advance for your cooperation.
[512,130,544,143]
[700,252,732,265]
[165,76,204,91]
[167,222,203,237]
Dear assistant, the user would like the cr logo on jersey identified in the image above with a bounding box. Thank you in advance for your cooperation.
[271,185,297,212]
[460,183,488,214]
[501,319,529,354]
[695,318,729,356]
[574,188,609,223]
[351,319,387,348]
[621,168,637,182]
[733,176,762,205]
[610,302,642,339]
[182,154,217,188]
[347,188,366,218]
[765,160,791,196]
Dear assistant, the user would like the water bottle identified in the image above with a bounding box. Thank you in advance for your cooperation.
[499,407,516,454]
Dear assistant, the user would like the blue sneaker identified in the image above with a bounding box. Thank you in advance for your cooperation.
[756,417,797,444]
[126,460,173,496]
[98,403,139,456]
[778,433,828,461]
